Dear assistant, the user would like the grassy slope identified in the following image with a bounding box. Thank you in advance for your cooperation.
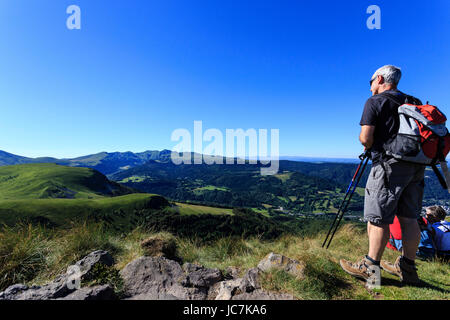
[2,220,448,299]
[0,163,167,228]
[175,202,233,216]
[0,163,447,299]
[0,163,128,199]
[173,221,450,300]
[0,194,166,227]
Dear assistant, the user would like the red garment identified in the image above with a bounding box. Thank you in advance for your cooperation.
[390,216,403,239]
[386,216,428,251]
[386,216,402,251]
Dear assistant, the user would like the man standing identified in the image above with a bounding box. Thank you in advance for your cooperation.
[340,65,424,286]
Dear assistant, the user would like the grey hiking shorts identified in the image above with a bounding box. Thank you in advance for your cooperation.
[364,158,425,226]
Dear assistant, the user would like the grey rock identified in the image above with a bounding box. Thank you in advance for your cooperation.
[224,266,241,280]
[211,268,262,300]
[212,279,244,300]
[58,285,116,300]
[124,292,180,300]
[241,268,261,292]
[181,263,222,288]
[120,256,209,300]
[0,250,114,300]
[71,250,114,280]
[257,252,305,279]
[0,275,73,300]
[0,284,29,300]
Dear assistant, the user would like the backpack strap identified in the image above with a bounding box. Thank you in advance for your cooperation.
[378,92,407,106]
[431,164,448,189]
[381,93,450,192]
[379,91,423,106]
[438,160,450,193]
[439,222,450,232]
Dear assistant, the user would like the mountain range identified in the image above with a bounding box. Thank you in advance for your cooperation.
[0,149,175,175]
[1,149,448,208]
[0,150,363,174]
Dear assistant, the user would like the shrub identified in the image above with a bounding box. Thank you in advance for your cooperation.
[83,263,124,298]
[45,222,121,279]
[0,224,51,291]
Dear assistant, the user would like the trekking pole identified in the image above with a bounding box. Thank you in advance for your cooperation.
[325,156,368,249]
[321,151,367,248]
[321,163,362,248]
[322,151,370,249]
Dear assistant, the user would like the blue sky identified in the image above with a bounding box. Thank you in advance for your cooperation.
[0,0,449,159]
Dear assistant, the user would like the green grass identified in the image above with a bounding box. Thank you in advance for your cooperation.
[0,163,447,299]
[192,185,230,192]
[0,193,167,227]
[0,163,128,200]
[277,196,289,204]
[1,221,448,299]
[273,172,293,183]
[251,208,271,218]
[118,175,148,183]
[0,222,120,290]
[0,163,168,229]
[175,202,233,216]
[175,223,449,300]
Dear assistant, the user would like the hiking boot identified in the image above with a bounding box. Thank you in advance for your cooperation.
[340,256,381,289]
[380,256,420,285]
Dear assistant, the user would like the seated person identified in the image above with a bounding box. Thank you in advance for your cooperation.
[386,206,448,261]
[429,206,450,261]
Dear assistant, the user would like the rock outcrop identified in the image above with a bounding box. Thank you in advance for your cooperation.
[257,252,305,279]
[0,250,114,300]
[57,285,116,300]
[119,256,222,300]
[0,250,299,300]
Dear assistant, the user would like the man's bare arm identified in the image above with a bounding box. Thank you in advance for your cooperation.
[360,125,375,149]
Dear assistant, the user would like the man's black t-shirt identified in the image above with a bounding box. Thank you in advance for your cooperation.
[360,90,422,163]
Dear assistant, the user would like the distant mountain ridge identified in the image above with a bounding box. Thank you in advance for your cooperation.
[279,156,360,164]
[0,150,268,175]
[0,150,364,174]
[0,149,176,175]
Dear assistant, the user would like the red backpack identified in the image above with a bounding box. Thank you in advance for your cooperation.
[381,93,450,191]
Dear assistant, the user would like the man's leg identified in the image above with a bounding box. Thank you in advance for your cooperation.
[380,164,424,285]
[339,164,390,286]
[339,223,385,288]
[380,220,420,285]
[396,164,424,263]
[397,216,421,262]
[367,222,390,261]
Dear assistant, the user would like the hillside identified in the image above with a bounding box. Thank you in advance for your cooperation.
[0,163,134,200]
[0,150,35,166]
[2,149,448,206]
[279,160,450,205]
[0,164,286,238]
[111,157,449,211]
[0,220,448,300]
[110,160,363,215]
[0,162,447,300]
[0,164,169,229]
